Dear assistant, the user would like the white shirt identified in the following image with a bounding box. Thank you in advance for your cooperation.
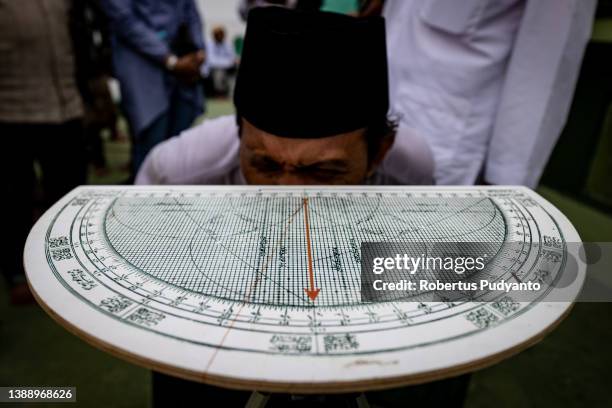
[384,0,595,187]
[206,39,236,70]
[136,115,434,186]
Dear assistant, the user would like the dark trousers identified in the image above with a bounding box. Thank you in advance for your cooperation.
[85,123,107,168]
[152,371,471,408]
[0,119,86,286]
[132,95,200,175]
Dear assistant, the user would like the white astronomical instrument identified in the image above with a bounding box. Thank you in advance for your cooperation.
[24,186,584,392]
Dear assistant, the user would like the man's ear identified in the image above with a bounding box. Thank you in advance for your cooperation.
[366,133,395,177]
[236,115,243,138]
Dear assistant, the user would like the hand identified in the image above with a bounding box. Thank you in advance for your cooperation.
[172,51,206,85]
[195,50,206,65]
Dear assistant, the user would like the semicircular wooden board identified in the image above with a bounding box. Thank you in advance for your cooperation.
[24,186,585,393]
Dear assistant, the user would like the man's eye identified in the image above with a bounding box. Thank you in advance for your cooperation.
[305,168,346,179]
[252,158,282,173]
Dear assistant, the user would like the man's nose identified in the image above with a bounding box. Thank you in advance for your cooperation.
[277,172,312,185]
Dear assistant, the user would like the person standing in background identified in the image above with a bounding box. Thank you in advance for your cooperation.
[0,0,87,304]
[382,0,596,187]
[203,26,237,97]
[101,0,206,175]
[72,0,119,176]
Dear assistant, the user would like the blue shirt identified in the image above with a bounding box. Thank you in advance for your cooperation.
[102,0,206,135]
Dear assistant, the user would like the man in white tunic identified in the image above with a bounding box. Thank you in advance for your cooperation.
[384,0,596,187]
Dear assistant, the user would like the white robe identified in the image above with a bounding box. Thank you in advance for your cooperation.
[384,0,596,187]
[136,115,434,186]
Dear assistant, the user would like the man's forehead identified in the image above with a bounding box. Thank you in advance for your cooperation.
[241,119,366,164]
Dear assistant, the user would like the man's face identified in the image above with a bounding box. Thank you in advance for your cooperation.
[213,30,225,43]
[239,119,377,185]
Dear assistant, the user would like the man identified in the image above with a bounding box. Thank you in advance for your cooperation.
[203,26,237,97]
[383,0,596,187]
[72,0,118,175]
[137,7,433,187]
[138,8,458,407]
[102,0,207,174]
[0,0,87,304]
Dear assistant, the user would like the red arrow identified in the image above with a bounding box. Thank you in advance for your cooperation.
[303,198,320,301]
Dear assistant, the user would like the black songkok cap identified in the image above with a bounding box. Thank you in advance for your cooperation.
[234,6,389,139]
